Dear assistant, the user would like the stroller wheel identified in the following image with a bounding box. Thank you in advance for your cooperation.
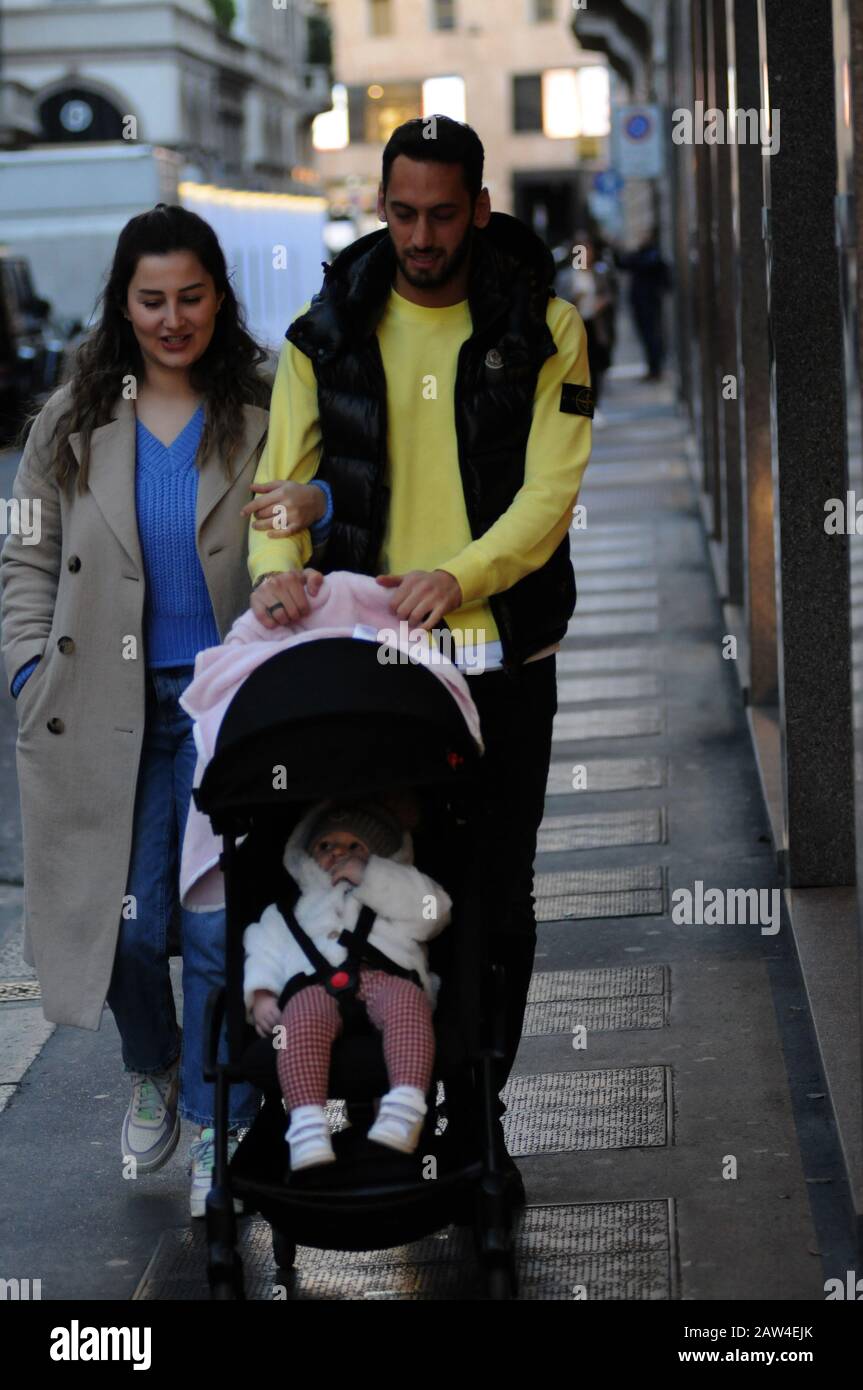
[210,1254,245,1300]
[484,1257,517,1301]
[272,1228,297,1271]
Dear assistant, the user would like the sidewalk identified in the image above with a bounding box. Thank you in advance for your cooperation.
[0,325,854,1299]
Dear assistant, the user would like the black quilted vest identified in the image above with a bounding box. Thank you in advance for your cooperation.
[286,211,577,671]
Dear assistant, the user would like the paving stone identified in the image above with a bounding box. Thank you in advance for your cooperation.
[0,1006,54,1085]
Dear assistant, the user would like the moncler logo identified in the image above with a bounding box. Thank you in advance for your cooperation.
[484,348,504,369]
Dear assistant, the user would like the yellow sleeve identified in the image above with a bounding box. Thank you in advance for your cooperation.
[248,318,322,583]
[441,300,592,605]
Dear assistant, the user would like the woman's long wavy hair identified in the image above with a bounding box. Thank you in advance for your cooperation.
[49,204,271,492]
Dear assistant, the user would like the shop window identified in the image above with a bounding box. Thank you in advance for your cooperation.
[369,0,393,36]
[512,74,543,132]
[431,0,456,31]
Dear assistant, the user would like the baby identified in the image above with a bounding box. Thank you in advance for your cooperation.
[243,798,451,1171]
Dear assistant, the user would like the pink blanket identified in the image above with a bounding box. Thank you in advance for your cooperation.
[179,571,483,911]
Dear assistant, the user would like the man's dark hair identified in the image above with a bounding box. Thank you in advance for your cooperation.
[381,116,485,201]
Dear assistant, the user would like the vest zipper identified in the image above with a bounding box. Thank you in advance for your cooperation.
[368,337,390,572]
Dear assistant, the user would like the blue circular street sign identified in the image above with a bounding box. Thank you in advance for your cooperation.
[625,112,652,140]
[593,170,623,195]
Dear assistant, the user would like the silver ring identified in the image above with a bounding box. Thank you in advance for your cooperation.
[266,601,286,617]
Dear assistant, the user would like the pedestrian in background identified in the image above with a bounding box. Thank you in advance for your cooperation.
[612,227,672,381]
[0,204,327,1216]
[554,229,616,423]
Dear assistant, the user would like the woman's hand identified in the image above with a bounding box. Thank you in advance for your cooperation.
[241,481,326,539]
[252,990,281,1038]
[250,569,324,628]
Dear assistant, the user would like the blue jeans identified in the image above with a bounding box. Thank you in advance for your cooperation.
[106,666,259,1127]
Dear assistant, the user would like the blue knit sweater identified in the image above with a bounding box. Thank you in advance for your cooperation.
[134,407,220,668]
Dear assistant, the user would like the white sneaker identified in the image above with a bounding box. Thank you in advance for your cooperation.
[286,1105,336,1171]
[188,1128,243,1219]
[367,1086,428,1154]
[121,1060,180,1175]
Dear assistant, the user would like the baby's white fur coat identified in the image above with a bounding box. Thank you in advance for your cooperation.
[243,804,451,1018]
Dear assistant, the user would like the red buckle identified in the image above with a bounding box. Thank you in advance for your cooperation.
[330,971,350,990]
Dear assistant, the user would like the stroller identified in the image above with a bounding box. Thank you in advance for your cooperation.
[192,633,522,1300]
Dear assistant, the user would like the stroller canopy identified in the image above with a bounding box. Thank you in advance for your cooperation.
[195,636,482,820]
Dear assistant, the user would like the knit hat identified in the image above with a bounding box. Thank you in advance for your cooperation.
[305,800,403,860]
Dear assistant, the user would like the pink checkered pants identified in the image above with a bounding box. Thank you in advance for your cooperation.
[275,968,435,1110]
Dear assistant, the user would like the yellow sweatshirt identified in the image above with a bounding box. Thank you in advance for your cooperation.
[249,288,592,663]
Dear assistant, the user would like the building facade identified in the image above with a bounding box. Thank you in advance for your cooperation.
[314,0,613,245]
[0,0,331,189]
[574,0,863,1251]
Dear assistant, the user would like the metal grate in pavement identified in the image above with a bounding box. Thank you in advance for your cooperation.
[0,981,41,1003]
[133,1200,674,1300]
[522,994,666,1035]
[567,612,660,637]
[537,890,663,921]
[535,866,662,897]
[556,647,660,674]
[534,866,664,921]
[557,674,662,705]
[574,527,658,544]
[501,1067,671,1155]
[528,965,667,1003]
[546,757,666,794]
[524,966,668,1035]
[576,591,659,613]
[576,571,658,592]
[574,552,656,572]
[537,809,665,853]
[552,707,663,742]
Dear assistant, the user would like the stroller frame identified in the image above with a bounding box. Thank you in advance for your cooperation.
[192,637,521,1301]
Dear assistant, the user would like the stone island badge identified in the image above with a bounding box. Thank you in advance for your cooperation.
[560,383,595,419]
[484,348,504,369]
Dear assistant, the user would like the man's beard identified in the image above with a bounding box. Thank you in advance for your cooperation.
[395,223,474,289]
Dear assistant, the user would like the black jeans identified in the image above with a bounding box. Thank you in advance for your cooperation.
[467,653,558,1095]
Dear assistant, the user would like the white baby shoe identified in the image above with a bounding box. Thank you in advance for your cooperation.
[367,1086,428,1154]
[286,1105,336,1170]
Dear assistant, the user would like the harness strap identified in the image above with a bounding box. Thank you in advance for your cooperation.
[275,891,378,1002]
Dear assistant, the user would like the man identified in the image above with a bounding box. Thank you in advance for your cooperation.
[613,228,671,381]
[246,116,592,1187]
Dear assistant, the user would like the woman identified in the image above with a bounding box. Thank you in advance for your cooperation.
[0,204,328,1217]
[554,229,615,418]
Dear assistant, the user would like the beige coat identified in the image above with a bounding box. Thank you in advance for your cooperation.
[0,385,268,1029]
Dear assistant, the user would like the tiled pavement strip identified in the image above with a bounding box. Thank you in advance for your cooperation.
[0,353,836,1299]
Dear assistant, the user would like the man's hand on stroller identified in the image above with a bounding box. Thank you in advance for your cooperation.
[376,569,462,629]
[252,989,282,1037]
[250,569,324,629]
